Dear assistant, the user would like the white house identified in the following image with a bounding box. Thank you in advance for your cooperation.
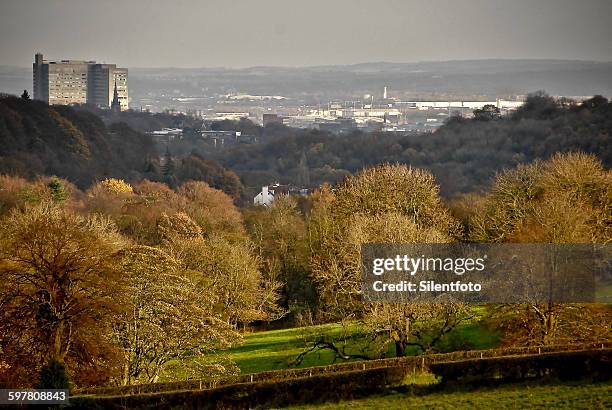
[254,185,274,206]
[253,183,291,206]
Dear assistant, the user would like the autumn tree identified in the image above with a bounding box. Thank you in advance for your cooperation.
[364,298,471,355]
[175,154,242,199]
[0,203,126,387]
[330,164,459,235]
[470,152,612,345]
[310,164,459,317]
[86,179,180,245]
[159,211,283,328]
[306,164,469,358]
[471,153,611,244]
[0,175,79,217]
[167,235,283,327]
[348,213,471,356]
[446,192,487,238]
[85,178,139,237]
[177,181,245,240]
[113,245,239,384]
[244,196,315,312]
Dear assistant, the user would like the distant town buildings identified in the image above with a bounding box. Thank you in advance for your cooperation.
[394,99,524,111]
[32,53,128,110]
[273,97,526,133]
[157,84,534,133]
[262,113,286,126]
[146,128,184,142]
[200,130,240,139]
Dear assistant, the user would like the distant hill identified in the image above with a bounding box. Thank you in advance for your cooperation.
[2,59,612,109]
[0,96,241,197]
[127,60,612,107]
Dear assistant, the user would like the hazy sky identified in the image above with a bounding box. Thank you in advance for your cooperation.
[1,0,611,68]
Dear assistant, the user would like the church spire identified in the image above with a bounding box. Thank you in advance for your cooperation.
[111,79,121,112]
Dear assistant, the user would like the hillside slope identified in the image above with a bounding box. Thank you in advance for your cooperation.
[0,96,241,197]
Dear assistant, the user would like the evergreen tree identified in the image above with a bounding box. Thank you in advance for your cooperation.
[297,151,310,187]
[48,176,69,202]
[162,147,177,188]
[37,358,70,390]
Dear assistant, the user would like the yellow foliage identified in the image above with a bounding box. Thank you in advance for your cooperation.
[99,178,134,194]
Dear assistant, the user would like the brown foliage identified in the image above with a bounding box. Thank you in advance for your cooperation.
[309,165,459,320]
[0,203,126,387]
[0,174,81,216]
[470,152,611,244]
[113,245,240,385]
[470,152,612,346]
[177,181,245,239]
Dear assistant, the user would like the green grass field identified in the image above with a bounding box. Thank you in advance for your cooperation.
[290,380,612,409]
[131,314,608,409]
[223,318,499,374]
[227,323,350,374]
[158,311,499,380]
